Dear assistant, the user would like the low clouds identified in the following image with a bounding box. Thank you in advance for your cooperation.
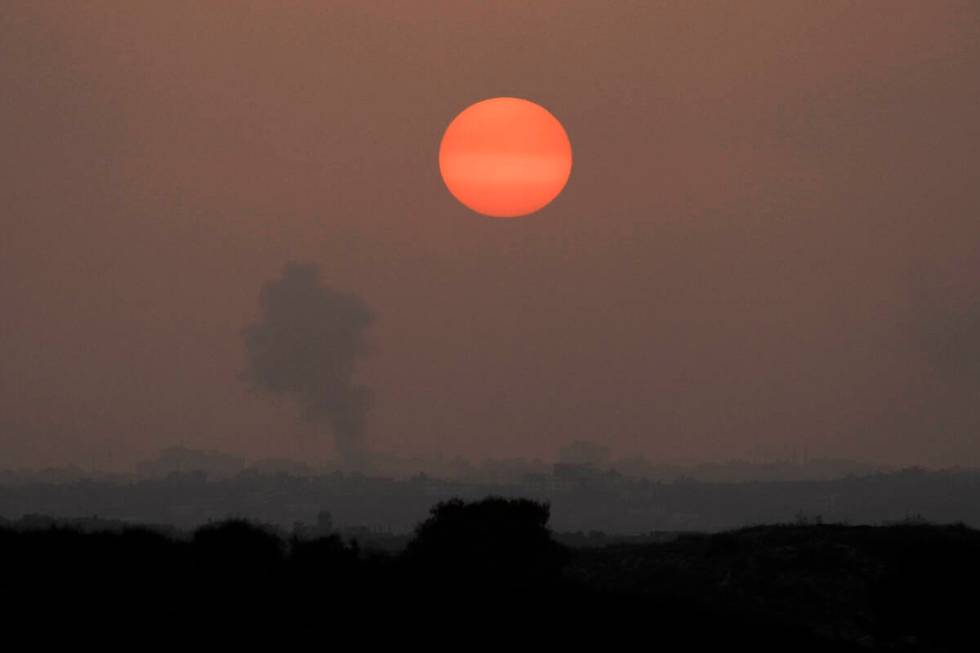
[243,263,374,467]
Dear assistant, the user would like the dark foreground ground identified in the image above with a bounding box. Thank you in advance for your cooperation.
[3,498,978,650]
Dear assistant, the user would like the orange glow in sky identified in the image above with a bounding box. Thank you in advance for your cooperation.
[439,97,572,218]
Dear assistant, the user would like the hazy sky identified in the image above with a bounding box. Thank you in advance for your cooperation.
[3,1,980,469]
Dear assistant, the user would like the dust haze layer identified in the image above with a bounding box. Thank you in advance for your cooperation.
[1,2,980,469]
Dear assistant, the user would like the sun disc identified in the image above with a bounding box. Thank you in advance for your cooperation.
[439,97,572,218]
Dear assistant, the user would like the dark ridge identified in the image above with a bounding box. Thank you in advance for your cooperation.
[3,498,978,649]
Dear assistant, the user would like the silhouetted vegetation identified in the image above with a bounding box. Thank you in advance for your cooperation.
[404,497,566,590]
[3,497,979,648]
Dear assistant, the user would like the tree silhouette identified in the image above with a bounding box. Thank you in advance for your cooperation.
[404,497,566,589]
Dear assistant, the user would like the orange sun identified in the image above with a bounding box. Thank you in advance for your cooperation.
[439,97,572,218]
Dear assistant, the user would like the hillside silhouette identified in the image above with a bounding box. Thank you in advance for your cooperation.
[3,496,979,648]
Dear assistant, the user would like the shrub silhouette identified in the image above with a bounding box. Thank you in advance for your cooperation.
[289,533,361,589]
[404,497,566,589]
[192,519,285,584]
[5,505,980,647]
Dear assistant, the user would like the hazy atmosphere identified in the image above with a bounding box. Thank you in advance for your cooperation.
[4,1,980,472]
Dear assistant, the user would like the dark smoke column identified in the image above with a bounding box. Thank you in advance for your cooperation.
[243,263,374,469]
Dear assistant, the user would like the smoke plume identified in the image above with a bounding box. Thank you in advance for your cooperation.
[243,263,374,467]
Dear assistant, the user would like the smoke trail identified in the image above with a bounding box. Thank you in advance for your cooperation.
[243,263,374,467]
